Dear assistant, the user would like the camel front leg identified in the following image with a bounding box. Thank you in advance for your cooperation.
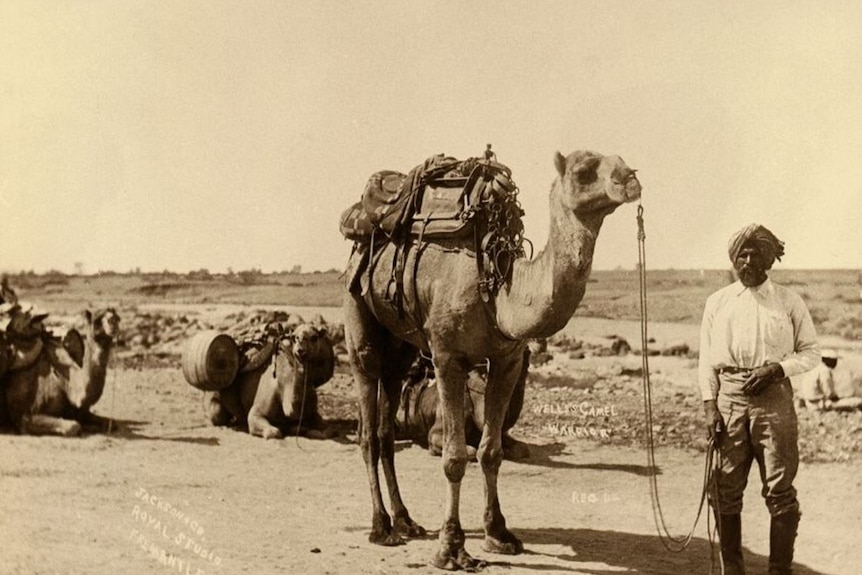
[21,414,82,437]
[431,352,485,571]
[479,351,524,555]
[248,377,284,439]
[247,406,283,439]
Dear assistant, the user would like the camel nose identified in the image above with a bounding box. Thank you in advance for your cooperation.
[608,169,641,204]
[625,172,642,202]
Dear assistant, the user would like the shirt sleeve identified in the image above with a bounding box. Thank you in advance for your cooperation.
[778,291,820,378]
[697,295,720,401]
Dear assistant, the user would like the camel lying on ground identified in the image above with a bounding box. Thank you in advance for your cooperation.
[207,323,337,439]
[395,350,530,461]
[344,150,641,569]
[1,309,120,436]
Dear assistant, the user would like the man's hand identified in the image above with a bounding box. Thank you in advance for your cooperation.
[741,363,785,396]
[704,400,724,444]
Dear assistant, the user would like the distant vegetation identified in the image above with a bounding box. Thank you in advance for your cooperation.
[8,268,862,339]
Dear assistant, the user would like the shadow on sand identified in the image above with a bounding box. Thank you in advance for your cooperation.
[100,419,221,446]
[103,417,363,447]
[516,441,659,477]
[474,527,829,575]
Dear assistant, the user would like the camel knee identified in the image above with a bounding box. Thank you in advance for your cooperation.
[206,396,232,427]
[443,453,468,483]
[478,444,503,473]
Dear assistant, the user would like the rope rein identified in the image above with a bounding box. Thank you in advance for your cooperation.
[637,202,722,566]
[293,344,309,450]
[107,365,117,435]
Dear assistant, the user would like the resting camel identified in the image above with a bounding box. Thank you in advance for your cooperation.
[207,323,337,439]
[1,309,120,436]
[344,150,641,569]
[396,350,530,461]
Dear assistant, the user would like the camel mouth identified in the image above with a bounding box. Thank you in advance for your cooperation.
[609,175,641,204]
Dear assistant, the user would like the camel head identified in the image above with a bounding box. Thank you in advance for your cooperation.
[554,151,641,217]
[284,323,335,383]
[276,323,336,422]
[83,308,121,343]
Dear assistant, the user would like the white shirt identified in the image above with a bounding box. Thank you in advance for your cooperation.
[698,278,820,400]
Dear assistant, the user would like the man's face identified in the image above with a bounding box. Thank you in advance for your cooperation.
[734,244,770,287]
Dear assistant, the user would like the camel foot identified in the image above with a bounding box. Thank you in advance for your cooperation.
[261,428,283,440]
[432,520,485,571]
[431,548,486,572]
[369,514,405,547]
[368,527,404,547]
[61,421,83,437]
[394,513,426,538]
[482,530,523,555]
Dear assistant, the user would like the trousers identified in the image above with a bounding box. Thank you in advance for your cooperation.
[712,370,799,516]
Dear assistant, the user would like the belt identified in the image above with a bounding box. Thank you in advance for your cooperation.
[717,366,754,375]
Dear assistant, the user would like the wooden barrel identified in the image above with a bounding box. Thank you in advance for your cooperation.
[181,331,240,391]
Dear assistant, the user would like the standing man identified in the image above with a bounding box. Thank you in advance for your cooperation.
[698,224,820,575]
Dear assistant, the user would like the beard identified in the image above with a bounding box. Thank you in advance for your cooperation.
[737,266,766,287]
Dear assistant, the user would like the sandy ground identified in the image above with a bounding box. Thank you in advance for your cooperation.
[2,313,861,575]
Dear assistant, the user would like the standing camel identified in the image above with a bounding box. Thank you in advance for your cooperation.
[344,150,641,570]
[2,308,120,436]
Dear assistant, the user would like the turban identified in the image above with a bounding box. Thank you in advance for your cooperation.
[728,223,785,264]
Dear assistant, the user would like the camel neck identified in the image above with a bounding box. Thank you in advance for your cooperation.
[70,334,112,410]
[495,180,602,339]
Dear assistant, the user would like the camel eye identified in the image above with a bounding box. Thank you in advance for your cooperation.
[576,169,598,185]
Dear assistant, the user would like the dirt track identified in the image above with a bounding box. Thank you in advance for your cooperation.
[2,353,861,575]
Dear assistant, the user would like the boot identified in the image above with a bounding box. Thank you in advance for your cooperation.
[768,510,800,575]
[717,513,746,575]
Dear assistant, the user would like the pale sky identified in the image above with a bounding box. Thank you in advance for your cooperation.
[2,1,861,274]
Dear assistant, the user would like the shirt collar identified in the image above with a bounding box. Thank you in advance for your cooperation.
[733,277,774,296]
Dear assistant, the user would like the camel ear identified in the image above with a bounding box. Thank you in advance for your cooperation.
[554,152,567,177]
[82,310,93,324]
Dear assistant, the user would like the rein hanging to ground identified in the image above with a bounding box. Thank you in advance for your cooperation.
[637,202,721,560]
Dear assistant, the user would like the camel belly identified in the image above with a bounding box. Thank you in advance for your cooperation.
[350,241,516,357]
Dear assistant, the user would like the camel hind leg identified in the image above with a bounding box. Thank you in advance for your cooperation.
[379,342,425,538]
[346,296,421,546]
[478,350,525,555]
